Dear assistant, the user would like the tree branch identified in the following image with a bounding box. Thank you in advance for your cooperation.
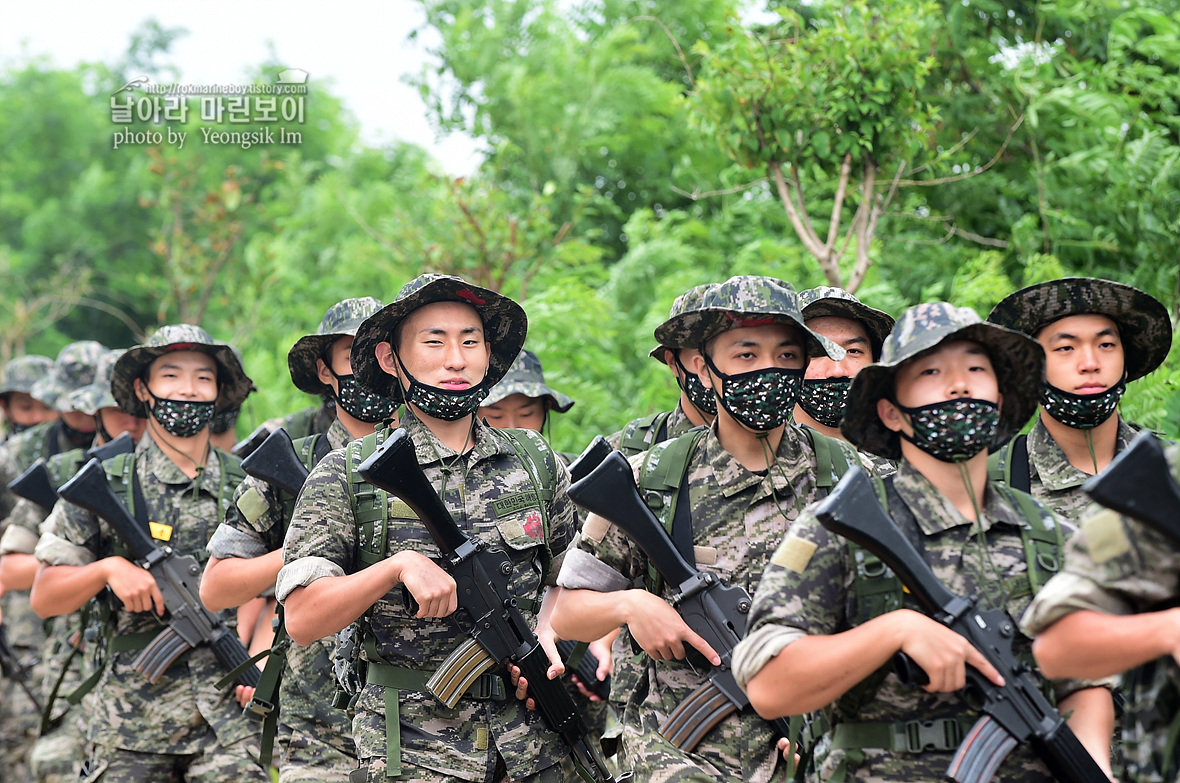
[768,161,831,280]
[825,153,853,252]
[670,178,767,201]
[630,16,695,89]
[898,115,1024,187]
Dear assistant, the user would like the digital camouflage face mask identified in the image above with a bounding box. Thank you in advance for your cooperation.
[704,353,803,432]
[1040,380,1124,429]
[146,389,217,438]
[896,398,1000,462]
[328,367,398,424]
[798,377,852,428]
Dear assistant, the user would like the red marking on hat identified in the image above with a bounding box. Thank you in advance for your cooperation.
[724,314,777,327]
[523,511,543,540]
[456,288,487,306]
[166,343,197,351]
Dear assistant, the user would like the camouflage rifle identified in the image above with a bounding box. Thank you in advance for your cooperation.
[1082,431,1180,545]
[814,467,1108,783]
[356,429,623,783]
[57,460,260,688]
[567,449,792,751]
[0,624,42,714]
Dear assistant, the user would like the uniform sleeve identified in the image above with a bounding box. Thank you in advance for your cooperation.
[207,475,276,560]
[733,507,851,689]
[276,450,355,602]
[0,498,45,555]
[541,457,578,586]
[1021,506,1174,635]
[34,499,100,567]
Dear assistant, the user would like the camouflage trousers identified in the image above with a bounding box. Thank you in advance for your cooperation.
[355,754,566,783]
[619,710,786,783]
[28,714,85,783]
[79,736,271,783]
[0,673,39,783]
[277,722,357,783]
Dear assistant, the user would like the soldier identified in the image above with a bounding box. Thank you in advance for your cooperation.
[278,274,579,783]
[986,277,1172,519]
[200,297,395,783]
[793,287,894,442]
[731,302,1113,783]
[29,325,269,783]
[610,284,717,457]
[0,355,57,440]
[478,348,575,438]
[0,348,146,783]
[0,341,104,783]
[1022,443,1180,783]
[551,275,859,782]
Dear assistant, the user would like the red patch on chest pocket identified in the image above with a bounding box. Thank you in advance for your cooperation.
[523,511,543,540]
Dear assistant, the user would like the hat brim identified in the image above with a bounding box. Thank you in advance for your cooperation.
[352,279,527,400]
[656,309,845,361]
[988,278,1172,382]
[112,344,253,417]
[481,381,575,413]
[802,300,896,359]
[841,322,1044,460]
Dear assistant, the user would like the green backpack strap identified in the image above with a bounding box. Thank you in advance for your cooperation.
[801,426,857,492]
[617,410,673,457]
[495,427,556,591]
[347,430,390,570]
[636,427,709,596]
[993,483,1063,599]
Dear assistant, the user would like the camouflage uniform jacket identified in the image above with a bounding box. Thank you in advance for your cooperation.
[34,435,259,753]
[0,420,74,653]
[608,402,696,457]
[558,420,842,783]
[206,417,356,758]
[1022,444,1180,783]
[276,409,577,780]
[1026,415,1138,521]
[733,462,1074,783]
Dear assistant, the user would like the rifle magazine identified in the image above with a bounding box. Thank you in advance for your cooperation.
[659,680,737,751]
[133,626,192,683]
[947,715,1017,783]
[428,636,496,709]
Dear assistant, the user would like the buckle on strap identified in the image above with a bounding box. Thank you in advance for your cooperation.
[898,718,963,753]
[244,696,275,719]
[468,674,506,701]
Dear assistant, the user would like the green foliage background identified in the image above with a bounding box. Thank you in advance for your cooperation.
[3,0,1179,452]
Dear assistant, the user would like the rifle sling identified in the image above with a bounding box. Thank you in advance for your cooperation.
[831,716,973,753]
[670,459,695,567]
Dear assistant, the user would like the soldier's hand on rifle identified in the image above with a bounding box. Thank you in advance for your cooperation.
[625,589,721,665]
[391,551,457,619]
[103,556,166,615]
[572,631,617,702]
[894,609,1004,693]
[235,684,255,710]
[509,618,566,711]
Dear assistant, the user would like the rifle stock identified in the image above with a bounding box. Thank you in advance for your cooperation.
[356,429,622,783]
[86,432,135,462]
[232,424,271,459]
[1082,431,1180,546]
[240,427,310,497]
[568,451,793,751]
[813,468,1108,783]
[9,459,60,511]
[57,460,260,688]
[569,436,612,484]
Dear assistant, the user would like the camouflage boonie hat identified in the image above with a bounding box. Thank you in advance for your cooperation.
[842,302,1044,460]
[352,274,527,400]
[482,349,575,412]
[31,341,106,411]
[649,284,715,363]
[654,275,845,361]
[62,348,125,415]
[288,297,385,396]
[112,325,255,416]
[987,277,1171,382]
[798,286,895,361]
[0,355,54,400]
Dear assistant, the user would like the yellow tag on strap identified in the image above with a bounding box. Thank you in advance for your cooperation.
[149,522,173,542]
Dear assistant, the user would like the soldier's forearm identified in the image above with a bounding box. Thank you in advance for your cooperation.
[1058,687,1115,778]
[30,560,110,618]
[0,552,39,591]
[283,555,405,646]
[550,587,634,643]
[1032,608,1180,679]
[200,551,283,612]
[745,611,910,718]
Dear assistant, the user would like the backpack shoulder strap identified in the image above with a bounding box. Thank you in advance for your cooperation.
[801,426,856,492]
[988,434,1030,493]
[636,427,708,594]
[993,482,1063,598]
[617,410,673,457]
[347,430,389,570]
